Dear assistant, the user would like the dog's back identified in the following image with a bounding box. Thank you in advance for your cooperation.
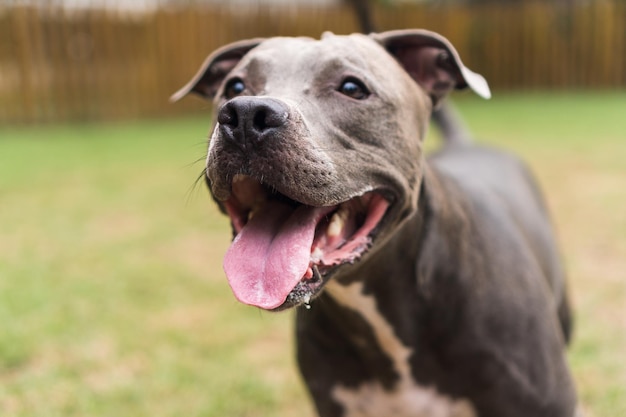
[429,144,572,343]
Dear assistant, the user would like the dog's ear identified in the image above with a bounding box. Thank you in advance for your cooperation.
[170,38,265,102]
[372,29,490,106]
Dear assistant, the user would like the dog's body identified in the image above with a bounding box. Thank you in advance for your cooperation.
[174,30,577,417]
[297,146,576,417]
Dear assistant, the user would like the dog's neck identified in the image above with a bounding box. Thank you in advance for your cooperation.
[296,165,472,385]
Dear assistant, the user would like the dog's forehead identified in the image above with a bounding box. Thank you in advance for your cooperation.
[241,34,397,81]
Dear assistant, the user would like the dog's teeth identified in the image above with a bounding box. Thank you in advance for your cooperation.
[311,247,323,262]
[246,198,267,221]
[328,208,348,237]
[248,208,258,221]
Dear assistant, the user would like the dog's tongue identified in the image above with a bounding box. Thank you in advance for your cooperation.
[224,201,332,309]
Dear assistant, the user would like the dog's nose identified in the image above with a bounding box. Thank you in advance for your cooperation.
[217,97,289,149]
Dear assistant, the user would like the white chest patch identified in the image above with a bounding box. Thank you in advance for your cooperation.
[325,281,476,417]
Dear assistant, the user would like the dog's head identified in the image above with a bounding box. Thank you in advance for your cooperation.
[173,30,489,310]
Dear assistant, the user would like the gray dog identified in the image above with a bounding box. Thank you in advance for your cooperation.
[173,29,578,417]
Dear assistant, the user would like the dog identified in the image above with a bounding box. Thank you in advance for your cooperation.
[172,29,578,417]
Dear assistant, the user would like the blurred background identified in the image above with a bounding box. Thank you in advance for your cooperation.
[1,0,624,416]
[1,0,625,123]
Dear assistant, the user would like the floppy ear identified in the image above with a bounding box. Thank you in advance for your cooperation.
[170,38,264,102]
[372,29,490,106]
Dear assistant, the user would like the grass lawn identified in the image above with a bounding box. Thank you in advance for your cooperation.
[1,91,625,417]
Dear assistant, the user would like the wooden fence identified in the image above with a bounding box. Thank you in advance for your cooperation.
[1,1,625,124]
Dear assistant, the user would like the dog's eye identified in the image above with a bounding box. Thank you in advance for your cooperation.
[338,78,370,100]
[224,78,246,99]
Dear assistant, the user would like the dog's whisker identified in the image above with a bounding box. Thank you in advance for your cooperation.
[182,155,208,169]
[184,167,209,205]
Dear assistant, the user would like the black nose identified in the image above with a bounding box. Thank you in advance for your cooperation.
[217,97,289,149]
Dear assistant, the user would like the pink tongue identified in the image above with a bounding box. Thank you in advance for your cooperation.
[224,201,333,309]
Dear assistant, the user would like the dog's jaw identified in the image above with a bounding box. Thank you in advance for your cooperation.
[219,174,391,310]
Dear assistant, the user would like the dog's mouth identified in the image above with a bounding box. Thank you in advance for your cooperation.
[220,174,390,311]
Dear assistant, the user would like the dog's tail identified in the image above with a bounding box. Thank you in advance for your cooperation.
[431,103,473,146]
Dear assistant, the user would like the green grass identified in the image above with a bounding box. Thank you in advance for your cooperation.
[1,91,625,417]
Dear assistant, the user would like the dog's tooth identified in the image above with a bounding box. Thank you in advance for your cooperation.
[327,208,348,238]
[311,247,323,262]
[247,208,257,221]
[246,196,267,221]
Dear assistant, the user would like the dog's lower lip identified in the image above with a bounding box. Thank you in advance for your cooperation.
[274,266,328,311]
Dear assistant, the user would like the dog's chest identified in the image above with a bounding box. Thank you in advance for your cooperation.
[326,281,476,417]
